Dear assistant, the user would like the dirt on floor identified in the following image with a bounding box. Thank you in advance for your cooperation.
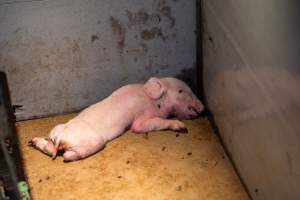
[16,114,249,200]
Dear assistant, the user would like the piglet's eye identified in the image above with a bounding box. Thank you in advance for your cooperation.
[178,89,183,93]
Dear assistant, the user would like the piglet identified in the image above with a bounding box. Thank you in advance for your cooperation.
[29,77,204,161]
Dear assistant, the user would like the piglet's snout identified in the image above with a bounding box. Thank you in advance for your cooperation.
[197,102,205,113]
[187,105,199,114]
[188,100,204,116]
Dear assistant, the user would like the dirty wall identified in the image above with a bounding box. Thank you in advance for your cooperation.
[0,0,196,120]
[202,0,300,199]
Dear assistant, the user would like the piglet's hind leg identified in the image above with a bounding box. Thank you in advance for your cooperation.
[29,137,57,157]
[63,142,106,162]
[63,150,81,162]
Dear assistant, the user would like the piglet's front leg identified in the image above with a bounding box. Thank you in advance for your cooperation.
[131,117,188,133]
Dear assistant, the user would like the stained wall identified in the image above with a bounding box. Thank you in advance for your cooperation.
[0,0,196,120]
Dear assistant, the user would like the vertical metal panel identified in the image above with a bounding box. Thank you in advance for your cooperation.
[203,0,300,199]
[0,0,196,120]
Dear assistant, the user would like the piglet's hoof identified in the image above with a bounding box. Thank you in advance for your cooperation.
[175,127,188,133]
[28,140,34,147]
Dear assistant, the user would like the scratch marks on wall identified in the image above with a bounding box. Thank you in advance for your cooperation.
[109,16,126,54]
[90,35,99,44]
[158,4,176,28]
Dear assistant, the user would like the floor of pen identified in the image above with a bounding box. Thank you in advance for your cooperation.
[16,113,249,200]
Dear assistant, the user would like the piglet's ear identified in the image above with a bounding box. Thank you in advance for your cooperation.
[143,77,165,99]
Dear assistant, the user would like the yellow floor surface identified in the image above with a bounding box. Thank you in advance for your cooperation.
[16,114,249,200]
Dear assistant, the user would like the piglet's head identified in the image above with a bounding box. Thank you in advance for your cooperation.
[144,77,204,119]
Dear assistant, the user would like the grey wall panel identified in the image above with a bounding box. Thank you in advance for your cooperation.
[202,0,300,199]
[0,0,196,120]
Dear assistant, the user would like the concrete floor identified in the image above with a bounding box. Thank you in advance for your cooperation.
[16,114,249,200]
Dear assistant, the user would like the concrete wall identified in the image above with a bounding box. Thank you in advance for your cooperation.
[0,0,196,120]
[202,0,300,199]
